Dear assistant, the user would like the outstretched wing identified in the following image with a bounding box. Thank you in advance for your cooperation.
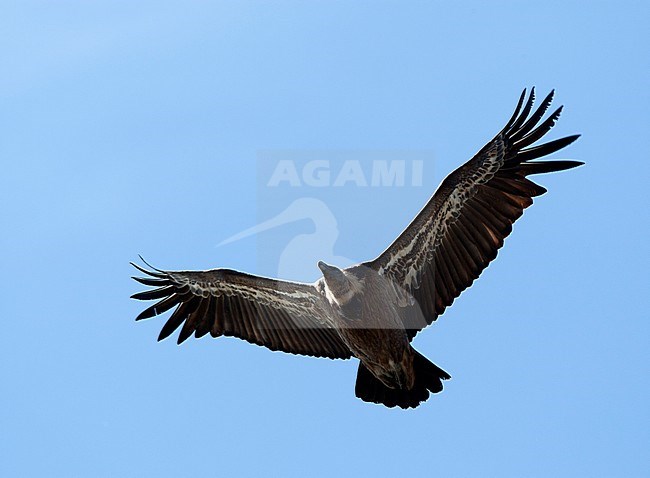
[366,88,582,337]
[131,263,352,359]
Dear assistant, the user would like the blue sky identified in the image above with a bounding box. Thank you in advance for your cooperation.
[1,1,648,477]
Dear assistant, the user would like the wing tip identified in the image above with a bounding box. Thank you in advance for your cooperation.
[137,255,165,272]
[520,158,585,175]
[135,310,153,321]
[565,133,581,144]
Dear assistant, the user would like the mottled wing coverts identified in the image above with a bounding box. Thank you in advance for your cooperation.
[367,88,581,337]
[132,263,352,359]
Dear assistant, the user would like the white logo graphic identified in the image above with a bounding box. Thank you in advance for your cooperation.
[219,197,354,281]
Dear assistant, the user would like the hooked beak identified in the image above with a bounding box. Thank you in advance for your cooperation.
[318,261,335,274]
[318,261,346,281]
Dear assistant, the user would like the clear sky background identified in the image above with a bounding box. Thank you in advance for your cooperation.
[2,1,648,477]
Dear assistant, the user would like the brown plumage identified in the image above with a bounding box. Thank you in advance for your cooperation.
[132,88,582,409]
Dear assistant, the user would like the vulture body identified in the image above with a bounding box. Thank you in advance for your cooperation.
[132,88,582,408]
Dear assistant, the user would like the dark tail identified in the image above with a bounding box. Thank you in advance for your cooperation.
[355,350,451,409]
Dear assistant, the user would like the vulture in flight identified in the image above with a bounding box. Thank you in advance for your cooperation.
[132,88,582,409]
